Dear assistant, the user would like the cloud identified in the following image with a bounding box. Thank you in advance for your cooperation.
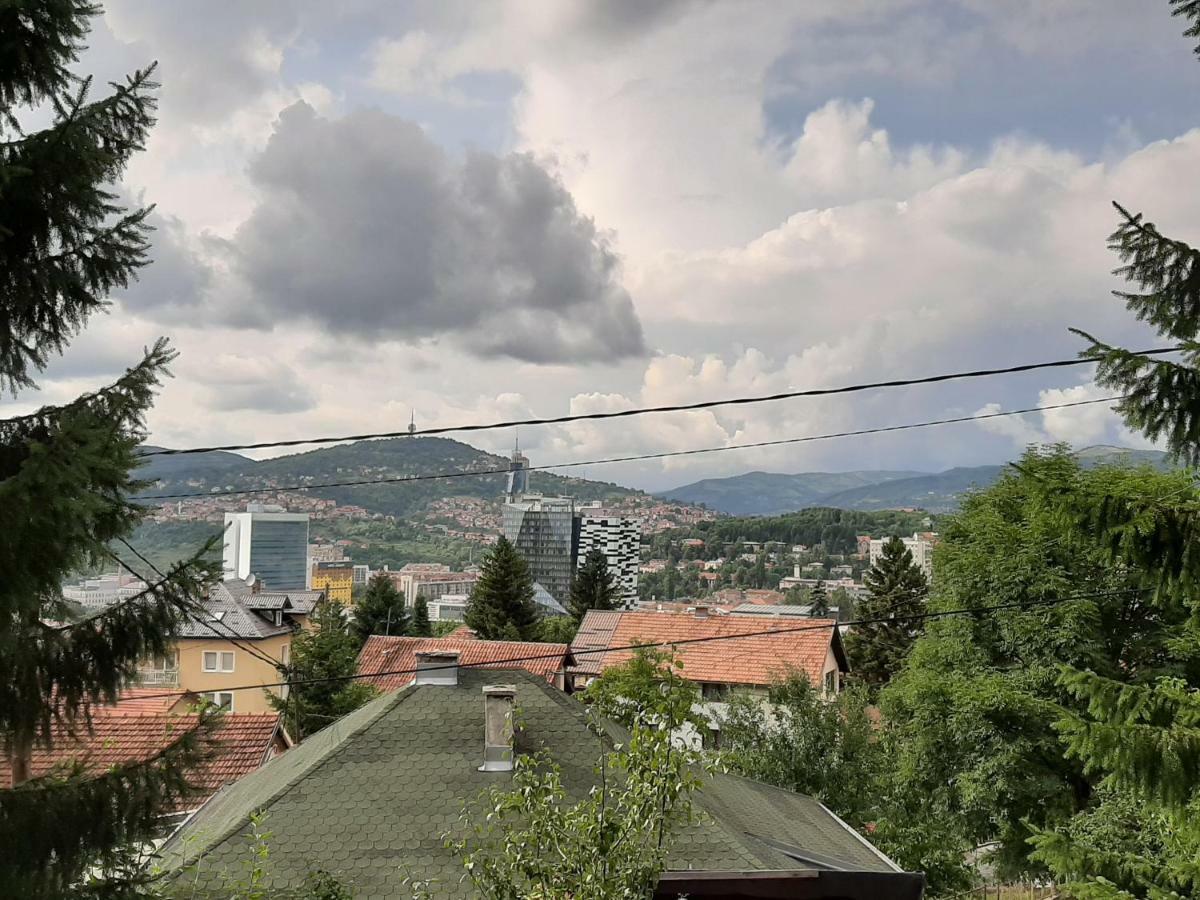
[188,355,318,415]
[224,101,645,364]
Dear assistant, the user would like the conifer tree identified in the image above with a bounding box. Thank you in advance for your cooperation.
[844,536,928,691]
[272,600,376,741]
[807,579,829,617]
[352,572,408,644]
[464,536,540,641]
[567,548,617,622]
[0,5,216,896]
[411,595,433,636]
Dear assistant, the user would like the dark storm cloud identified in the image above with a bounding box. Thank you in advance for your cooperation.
[116,207,213,314]
[229,102,646,363]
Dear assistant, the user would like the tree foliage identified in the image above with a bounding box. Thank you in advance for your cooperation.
[806,579,829,617]
[719,675,880,826]
[450,724,702,900]
[568,548,617,622]
[464,536,540,641]
[409,596,432,637]
[582,645,702,733]
[271,601,376,741]
[845,535,928,692]
[0,5,216,895]
[351,573,407,644]
[879,450,1197,885]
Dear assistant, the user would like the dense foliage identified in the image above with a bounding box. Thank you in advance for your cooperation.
[0,4,216,895]
[352,573,408,644]
[568,548,617,622]
[645,507,928,556]
[845,535,928,692]
[271,601,377,741]
[464,536,541,641]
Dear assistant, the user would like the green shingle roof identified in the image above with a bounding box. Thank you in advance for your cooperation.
[161,669,899,898]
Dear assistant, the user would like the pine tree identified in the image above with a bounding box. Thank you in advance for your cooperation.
[411,595,433,636]
[844,537,927,691]
[464,536,540,641]
[1031,10,1200,891]
[352,573,408,644]
[568,548,617,622]
[0,6,217,896]
[271,600,376,741]
[807,580,829,617]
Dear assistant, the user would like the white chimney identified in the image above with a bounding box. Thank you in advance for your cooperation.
[694,605,709,620]
[793,563,800,578]
[480,685,516,772]
[414,650,459,686]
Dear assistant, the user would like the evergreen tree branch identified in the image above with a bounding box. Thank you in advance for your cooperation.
[0,706,219,899]
[1172,0,1200,57]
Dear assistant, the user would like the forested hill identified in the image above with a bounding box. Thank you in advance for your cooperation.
[659,445,1172,515]
[137,436,642,518]
[644,507,931,557]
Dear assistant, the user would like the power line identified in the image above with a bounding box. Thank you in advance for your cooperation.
[115,588,1144,701]
[111,540,285,673]
[136,396,1122,502]
[138,348,1177,458]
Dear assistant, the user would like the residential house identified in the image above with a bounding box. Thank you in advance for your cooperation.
[357,635,573,692]
[570,608,848,700]
[160,664,921,899]
[2,691,290,823]
[135,578,322,714]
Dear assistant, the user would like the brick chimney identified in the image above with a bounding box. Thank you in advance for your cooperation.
[479,684,516,772]
[414,650,459,686]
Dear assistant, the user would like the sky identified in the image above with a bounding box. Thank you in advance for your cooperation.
[10,1,1200,491]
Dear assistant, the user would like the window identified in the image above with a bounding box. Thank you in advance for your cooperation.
[202,691,234,711]
[150,651,179,672]
[202,650,235,672]
[823,669,838,696]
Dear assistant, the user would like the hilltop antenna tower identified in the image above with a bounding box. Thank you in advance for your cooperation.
[407,410,416,437]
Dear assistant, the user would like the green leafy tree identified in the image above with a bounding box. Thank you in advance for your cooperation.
[272,601,377,741]
[568,548,617,622]
[583,645,702,732]
[450,724,703,899]
[844,536,928,692]
[719,676,881,827]
[351,573,407,644]
[410,596,433,636]
[807,579,829,617]
[0,5,218,896]
[464,536,540,641]
[879,449,1192,883]
[537,615,578,644]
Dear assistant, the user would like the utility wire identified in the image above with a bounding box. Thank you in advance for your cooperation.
[137,396,1123,502]
[115,588,1144,701]
[111,539,285,672]
[138,348,1178,458]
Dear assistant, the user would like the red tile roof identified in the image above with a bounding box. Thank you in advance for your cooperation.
[113,688,196,714]
[1,711,286,810]
[357,635,572,692]
[571,610,847,688]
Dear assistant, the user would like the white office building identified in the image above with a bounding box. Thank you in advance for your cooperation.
[575,503,642,608]
[223,505,310,591]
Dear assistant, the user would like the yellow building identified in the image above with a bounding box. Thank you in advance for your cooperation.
[311,560,355,606]
[136,578,324,714]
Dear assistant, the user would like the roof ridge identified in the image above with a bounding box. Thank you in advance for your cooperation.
[167,685,419,864]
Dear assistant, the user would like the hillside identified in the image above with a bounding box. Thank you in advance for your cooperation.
[656,445,1173,515]
[139,436,642,518]
[660,470,922,516]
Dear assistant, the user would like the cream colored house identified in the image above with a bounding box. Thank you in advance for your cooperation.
[137,578,323,714]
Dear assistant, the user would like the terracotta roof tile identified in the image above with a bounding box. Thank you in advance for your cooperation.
[2,710,285,810]
[572,610,845,687]
[356,636,571,692]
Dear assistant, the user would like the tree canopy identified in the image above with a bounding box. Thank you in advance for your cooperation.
[845,535,928,692]
[464,536,540,641]
[568,548,617,622]
[352,573,408,644]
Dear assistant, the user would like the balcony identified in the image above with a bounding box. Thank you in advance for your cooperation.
[135,668,181,687]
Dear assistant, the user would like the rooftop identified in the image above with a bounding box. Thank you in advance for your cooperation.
[356,635,571,692]
[571,609,848,686]
[160,669,909,898]
[177,579,319,639]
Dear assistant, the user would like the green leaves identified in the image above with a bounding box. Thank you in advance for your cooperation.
[568,548,617,623]
[351,572,408,644]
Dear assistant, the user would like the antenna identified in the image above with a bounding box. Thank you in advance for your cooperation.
[408,410,416,437]
[514,426,519,454]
